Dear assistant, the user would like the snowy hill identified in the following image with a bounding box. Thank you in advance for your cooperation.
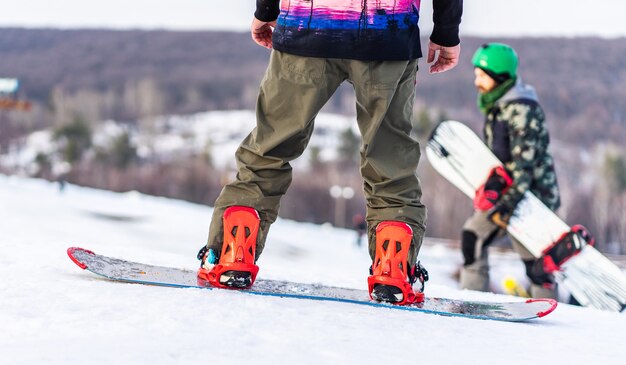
[150,110,357,170]
[0,175,624,364]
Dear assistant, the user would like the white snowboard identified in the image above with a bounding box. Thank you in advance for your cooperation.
[426,120,626,312]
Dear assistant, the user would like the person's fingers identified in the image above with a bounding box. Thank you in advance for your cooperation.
[429,44,460,74]
[430,58,449,73]
[252,28,270,48]
[251,32,265,48]
[427,42,436,63]
[251,20,276,49]
[431,59,452,73]
[429,62,442,73]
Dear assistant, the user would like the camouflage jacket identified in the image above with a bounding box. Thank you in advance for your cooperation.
[484,78,561,212]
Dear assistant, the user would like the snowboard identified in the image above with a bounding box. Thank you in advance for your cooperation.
[426,120,626,312]
[67,247,557,322]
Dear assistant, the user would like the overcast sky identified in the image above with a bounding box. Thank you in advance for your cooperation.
[1,1,625,38]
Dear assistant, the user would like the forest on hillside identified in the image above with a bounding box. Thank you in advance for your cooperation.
[1,29,625,144]
[1,28,625,253]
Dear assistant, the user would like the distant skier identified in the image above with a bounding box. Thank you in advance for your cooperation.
[196,0,462,305]
[352,214,367,248]
[461,43,561,299]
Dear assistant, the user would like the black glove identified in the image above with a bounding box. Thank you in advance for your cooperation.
[524,259,555,287]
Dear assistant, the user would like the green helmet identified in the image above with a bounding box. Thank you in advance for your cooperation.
[472,43,518,82]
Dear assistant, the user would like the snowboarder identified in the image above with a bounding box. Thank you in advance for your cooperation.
[461,43,561,298]
[197,0,463,305]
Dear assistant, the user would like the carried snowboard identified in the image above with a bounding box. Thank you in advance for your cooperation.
[426,120,626,312]
[67,247,557,322]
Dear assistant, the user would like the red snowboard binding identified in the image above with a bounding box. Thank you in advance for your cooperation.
[540,224,594,273]
[367,221,425,305]
[474,166,513,211]
[197,206,260,289]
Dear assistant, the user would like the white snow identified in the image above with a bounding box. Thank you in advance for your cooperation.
[152,110,356,169]
[0,175,624,364]
[1,110,357,174]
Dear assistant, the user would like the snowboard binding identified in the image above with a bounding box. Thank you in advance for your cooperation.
[527,225,595,283]
[540,224,594,273]
[367,221,426,305]
[474,166,513,211]
[197,206,260,289]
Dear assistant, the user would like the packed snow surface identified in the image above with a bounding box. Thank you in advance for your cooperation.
[0,175,624,364]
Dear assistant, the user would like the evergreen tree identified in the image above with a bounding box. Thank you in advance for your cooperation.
[604,154,626,193]
[338,127,360,163]
[309,145,322,169]
[53,116,92,163]
[109,132,137,169]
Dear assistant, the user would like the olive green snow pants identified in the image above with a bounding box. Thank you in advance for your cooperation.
[206,51,426,264]
[460,211,557,299]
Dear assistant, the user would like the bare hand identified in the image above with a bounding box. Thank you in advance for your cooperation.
[427,41,461,74]
[251,17,276,49]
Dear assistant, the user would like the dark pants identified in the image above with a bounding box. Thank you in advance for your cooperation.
[461,211,556,298]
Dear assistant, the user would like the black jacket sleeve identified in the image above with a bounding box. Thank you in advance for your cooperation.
[430,0,463,47]
[255,0,281,22]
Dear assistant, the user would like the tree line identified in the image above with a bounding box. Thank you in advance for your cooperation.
[1,29,625,144]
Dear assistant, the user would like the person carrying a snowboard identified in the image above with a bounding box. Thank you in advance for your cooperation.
[196,0,463,305]
[461,43,562,298]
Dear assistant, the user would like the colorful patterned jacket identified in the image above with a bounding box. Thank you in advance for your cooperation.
[484,79,561,212]
[255,0,462,60]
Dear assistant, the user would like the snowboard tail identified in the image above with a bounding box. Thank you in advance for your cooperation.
[67,247,557,322]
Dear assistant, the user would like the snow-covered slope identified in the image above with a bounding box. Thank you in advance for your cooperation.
[0,175,624,364]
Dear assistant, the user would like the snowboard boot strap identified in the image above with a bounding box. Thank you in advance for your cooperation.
[367,221,423,305]
[197,245,209,262]
[571,224,595,247]
[540,225,592,273]
[474,166,513,211]
[409,261,429,294]
[197,206,260,289]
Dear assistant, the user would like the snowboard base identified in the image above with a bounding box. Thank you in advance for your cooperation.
[67,247,557,322]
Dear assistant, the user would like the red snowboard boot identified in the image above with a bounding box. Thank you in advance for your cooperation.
[367,221,427,305]
[197,206,260,289]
